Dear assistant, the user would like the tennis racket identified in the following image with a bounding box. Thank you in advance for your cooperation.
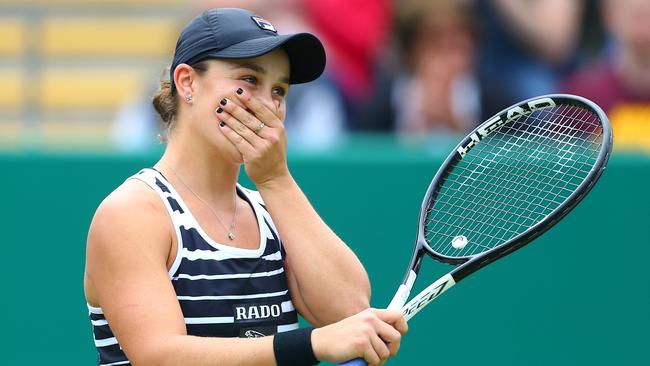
[341,94,612,366]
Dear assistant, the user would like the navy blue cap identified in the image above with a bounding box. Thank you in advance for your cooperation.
[170,8,326,92]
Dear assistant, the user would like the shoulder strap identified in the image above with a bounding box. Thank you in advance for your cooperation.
[127,168,184,277]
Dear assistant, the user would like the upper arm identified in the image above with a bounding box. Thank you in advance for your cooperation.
[283,255,322,326]
[85,182,186,364]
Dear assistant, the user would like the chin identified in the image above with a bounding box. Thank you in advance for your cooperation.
[222,144,245,164]
[233,152,245,164]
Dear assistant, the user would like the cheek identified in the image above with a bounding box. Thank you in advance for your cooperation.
[199,78,238,103]
[190,100,219,127]
[277,101,287,122]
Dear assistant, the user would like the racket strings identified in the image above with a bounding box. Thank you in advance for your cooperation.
[428,104,600,256]
[439,106,601,256]
[424,104,603,258]
[427,128,569,256]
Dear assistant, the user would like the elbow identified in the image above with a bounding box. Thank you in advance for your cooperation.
[128,350,166,366]
[346,293,371,315]
[340,281,371,316]
[126,336,183,366]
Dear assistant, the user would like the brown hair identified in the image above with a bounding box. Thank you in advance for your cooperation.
[151,61,210,140]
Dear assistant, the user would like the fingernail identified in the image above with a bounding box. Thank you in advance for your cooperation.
[219,121,225,127]
[216,107,223,113]
[236,88,243,95]
[220,98,227,106]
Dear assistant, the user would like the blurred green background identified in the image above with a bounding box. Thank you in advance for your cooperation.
[3,137,649,365]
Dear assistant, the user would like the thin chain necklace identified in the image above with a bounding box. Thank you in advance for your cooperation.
[161,161,238,241]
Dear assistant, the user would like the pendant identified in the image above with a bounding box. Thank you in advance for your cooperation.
[228,232,236,240]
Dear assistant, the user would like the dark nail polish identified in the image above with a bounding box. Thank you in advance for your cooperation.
[216,107,223,113]
[220,98,227,106]
[219,121,225,127]
[236,88,243,95]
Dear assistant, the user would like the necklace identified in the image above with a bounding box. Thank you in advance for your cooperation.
[161,161,238,240]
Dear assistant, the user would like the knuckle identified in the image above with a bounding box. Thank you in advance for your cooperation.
[363,324,375,337]
[351,336,367,350]
[379,346,390,360]
[235,123,247,133]
[244,114,257,126]
[361,313,374,324]
[260,140,272,151]
[266,133,279,144]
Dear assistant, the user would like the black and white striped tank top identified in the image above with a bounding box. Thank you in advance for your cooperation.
[88,168,299,365]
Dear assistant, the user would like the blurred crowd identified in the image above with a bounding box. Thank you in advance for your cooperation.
[113,0,650,152]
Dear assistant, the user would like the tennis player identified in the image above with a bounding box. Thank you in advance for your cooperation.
[84,8,406,366]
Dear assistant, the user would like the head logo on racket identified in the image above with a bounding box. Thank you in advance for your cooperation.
[457,97,557,157]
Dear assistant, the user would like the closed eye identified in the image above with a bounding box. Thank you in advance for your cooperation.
[242,75,257,85]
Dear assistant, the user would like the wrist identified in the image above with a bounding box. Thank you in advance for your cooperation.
[273,327,319,365]
[255,170,294,191]
[310,327,327,362]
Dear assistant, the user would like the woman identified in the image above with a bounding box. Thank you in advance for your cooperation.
[84,7,406,366]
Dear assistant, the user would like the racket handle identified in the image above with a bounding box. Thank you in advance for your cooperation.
[339,358,367,366]
[338,284,412,366]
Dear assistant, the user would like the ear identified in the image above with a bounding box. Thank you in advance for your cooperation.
[173,63,195,100]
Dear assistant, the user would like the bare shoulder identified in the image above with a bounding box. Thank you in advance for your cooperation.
[87,178,171,266]
[91,178,167,230]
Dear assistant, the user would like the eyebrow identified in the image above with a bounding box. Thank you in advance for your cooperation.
[232,62,290,84]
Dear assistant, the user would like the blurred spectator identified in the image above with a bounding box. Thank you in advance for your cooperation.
[562,0,650,151]
[477,0,584,119]
[110,83,162,152]
[357,0,480,135]
[112,0,348,152]
[303,0,392,118]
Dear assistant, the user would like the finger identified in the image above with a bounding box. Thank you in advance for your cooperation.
[217,115,257,156]
[373,317,402,345]
[363,343,381,366]
[234,89,283,128]
[387,337,401,358]
[374,309,407,331]
[371,311,402,358]
[391,313,408,335]
[216,108,264,148]
[369,333,391,363]
[219,97,269,134]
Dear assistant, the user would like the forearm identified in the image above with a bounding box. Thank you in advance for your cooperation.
[256,174,371,324]
[134,334,275,366]
[493,0,581,62]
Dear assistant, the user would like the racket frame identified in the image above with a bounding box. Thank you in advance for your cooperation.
[390,94,612,319]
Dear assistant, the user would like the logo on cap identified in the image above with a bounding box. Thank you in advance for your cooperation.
[252,16,277,33]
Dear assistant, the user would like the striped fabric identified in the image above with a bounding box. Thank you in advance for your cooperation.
[88,168,298,365]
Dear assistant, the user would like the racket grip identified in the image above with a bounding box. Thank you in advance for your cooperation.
[339,358,367,366]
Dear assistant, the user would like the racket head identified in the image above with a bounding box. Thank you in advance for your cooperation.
[415,94,612,275]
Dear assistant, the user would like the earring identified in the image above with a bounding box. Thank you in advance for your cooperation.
[185,94,193,102]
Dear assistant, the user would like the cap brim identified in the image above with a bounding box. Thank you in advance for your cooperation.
[201,33,326,84]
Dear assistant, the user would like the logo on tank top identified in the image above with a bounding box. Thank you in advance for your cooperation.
[239,325,278,338]
[233,302,283,323]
